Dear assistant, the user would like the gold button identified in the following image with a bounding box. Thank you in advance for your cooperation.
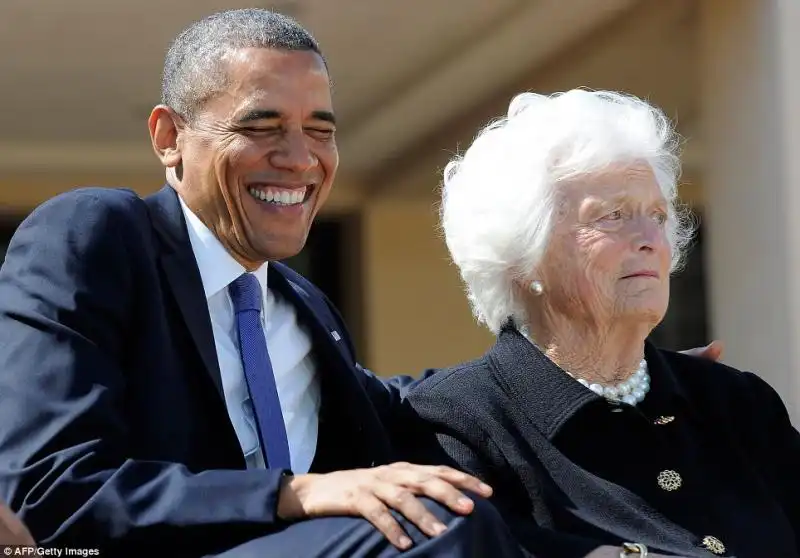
[701,535,725,555]
[657,469,682,491]
[654,415,675,425]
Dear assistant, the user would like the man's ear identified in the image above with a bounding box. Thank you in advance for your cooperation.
[148,105,184,169]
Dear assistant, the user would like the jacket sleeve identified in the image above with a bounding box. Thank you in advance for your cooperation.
[353,365,438,435]
[0,191,289,555]
[740,371,800,537]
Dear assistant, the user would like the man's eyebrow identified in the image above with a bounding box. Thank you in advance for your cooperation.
[235,109,282,124]
[234,109,336,126]
[311,110,336,125]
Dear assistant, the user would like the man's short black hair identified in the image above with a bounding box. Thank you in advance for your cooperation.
[161,8,325,120]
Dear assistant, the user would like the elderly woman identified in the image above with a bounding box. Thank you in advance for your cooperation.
[406,90,800,558]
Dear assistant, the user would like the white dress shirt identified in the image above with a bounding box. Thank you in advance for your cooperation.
[179,197,320,474]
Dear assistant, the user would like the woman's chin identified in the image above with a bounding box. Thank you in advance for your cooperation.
[616,300,668,326]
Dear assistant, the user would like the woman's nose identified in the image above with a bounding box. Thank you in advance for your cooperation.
[632,217,665,252]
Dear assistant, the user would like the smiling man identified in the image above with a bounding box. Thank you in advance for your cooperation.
[0,9,525,558]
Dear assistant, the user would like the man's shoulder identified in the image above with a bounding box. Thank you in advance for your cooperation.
[20,186,152,240]
[6,187,155,269]
[34,186,145,217]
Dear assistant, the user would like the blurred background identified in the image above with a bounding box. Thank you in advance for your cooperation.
[1,0,799,419]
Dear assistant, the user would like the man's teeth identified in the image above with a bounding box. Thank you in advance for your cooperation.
[248,187,306,205]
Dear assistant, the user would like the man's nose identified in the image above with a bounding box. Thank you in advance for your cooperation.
[269,131,316,172]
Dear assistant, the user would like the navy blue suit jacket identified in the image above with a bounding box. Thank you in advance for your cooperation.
[0,185,426,555]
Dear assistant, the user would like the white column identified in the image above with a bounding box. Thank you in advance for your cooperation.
[701,0,800,422]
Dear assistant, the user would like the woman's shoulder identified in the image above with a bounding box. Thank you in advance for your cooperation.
[411,354,498,398]
[406,353,509,426]
[656,348,785,414]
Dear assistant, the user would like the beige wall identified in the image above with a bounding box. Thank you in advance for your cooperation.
[360,197,493,376]
[700,0,800,423]
[0,172,163,212]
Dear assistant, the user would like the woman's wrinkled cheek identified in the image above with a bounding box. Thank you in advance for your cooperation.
[540,238,587,316]
[570,231,619,318]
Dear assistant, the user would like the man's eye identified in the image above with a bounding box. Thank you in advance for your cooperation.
[308,128,335,139]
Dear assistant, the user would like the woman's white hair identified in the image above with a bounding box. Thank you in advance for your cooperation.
[440,89,694,334]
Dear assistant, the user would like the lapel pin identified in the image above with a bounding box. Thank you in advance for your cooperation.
[331,330,341,341]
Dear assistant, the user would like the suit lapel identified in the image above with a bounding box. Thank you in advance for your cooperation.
[144,186,224,400]
[268,264,394,463]
[267,264,356,382]
[268,266,351,367]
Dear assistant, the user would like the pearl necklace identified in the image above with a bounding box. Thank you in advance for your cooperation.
[576,359,650,406]
[518,326,651,406]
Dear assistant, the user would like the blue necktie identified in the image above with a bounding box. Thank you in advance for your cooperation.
[229,273,292,470]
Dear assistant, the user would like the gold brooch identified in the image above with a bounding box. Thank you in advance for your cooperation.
[702,535,725,555]
[657,469,682,491]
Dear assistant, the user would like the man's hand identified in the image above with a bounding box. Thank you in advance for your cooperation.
[679,340,723,361]
[277,462,492,550]
[0,500,35,546]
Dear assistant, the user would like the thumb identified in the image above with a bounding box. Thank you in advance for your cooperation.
[700,340,724,361]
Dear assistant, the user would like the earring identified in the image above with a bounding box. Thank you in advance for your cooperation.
[529,280,543,295]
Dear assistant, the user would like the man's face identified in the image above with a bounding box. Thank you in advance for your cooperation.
[171,47,338,266]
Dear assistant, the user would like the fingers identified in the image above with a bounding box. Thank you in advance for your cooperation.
[680,340,724,361]
[358,493,414,550]
[426,464,493,498]
[386,462,492,497]
[704,340,724,361]
[342,463,494,549]
[379,463,490,515]
[372,483,448,540]
[415,474,478,515]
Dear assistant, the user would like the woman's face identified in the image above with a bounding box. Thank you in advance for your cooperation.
[535,162,672,329]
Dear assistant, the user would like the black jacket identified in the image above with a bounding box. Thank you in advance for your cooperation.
[405,325,800,558]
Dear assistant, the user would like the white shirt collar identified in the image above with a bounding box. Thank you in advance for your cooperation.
[178,195,269,301]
